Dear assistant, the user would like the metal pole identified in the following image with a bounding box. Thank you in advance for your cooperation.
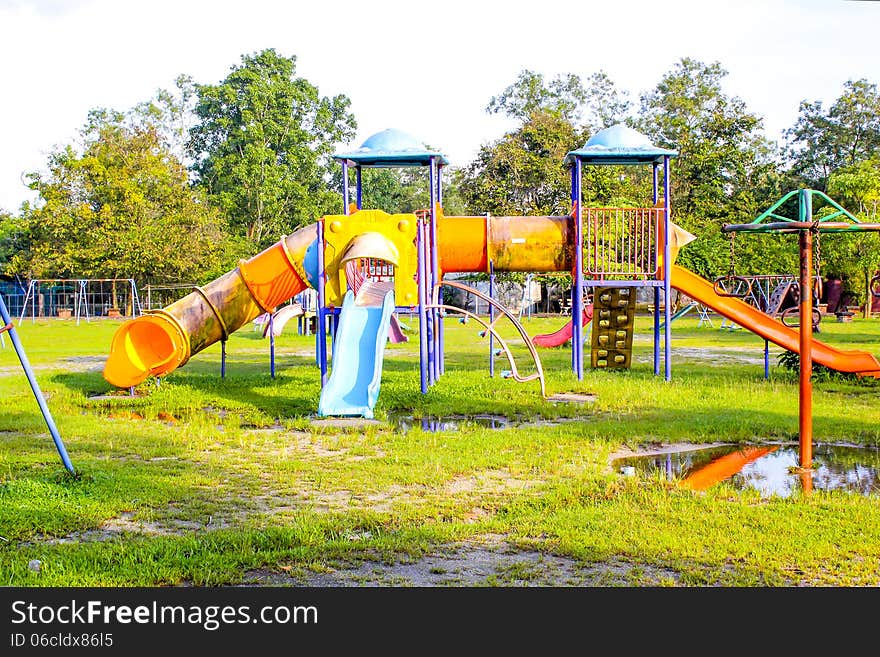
[653,287,660,376]
[764,340,770,380]
[429,157,442,381]
[342,162,350,214]
[356,165,362,210]
[798,227,814,470]
[317,219,328,386]
[269,312,276,378]
[221,339,226,378]
[663,156,672,382]
[574,158,584,380]
[652,162,660,376]
[417,217,429,393]
[489,261,495,378]
[0,294,74,474]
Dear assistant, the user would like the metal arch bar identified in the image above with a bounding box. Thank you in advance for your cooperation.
[430,280,546,398]
[427,303,546,398]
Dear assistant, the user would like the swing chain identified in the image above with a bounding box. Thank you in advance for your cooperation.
[728,231,736,278]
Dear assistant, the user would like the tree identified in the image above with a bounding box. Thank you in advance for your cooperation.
[825,160,880,315]
[459,110,581,216]
[10,112,232,283]
[785,79,880,191]
[133,74,198,166]
[188,49,356,247]
[486,69,630,132]
[635,58,784,277]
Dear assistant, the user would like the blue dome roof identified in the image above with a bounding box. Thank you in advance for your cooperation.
[334,128,448,167]
[566,123,677,165]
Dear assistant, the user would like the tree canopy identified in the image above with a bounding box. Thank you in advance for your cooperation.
[8,111,231,283]
[187,48,356,248]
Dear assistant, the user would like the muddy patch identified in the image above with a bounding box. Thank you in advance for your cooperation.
[243,540,681,586]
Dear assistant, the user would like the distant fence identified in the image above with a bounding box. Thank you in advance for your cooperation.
[17,279,142,323]
[141,283,198,311]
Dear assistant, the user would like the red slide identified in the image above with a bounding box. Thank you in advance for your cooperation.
[533,306,594,348]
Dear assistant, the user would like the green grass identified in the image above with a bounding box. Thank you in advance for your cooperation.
[1,312,879,586]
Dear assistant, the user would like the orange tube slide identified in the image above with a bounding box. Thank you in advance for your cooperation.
[103,225,316,387]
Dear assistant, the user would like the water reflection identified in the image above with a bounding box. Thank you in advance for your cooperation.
[389,414,511,433]
[614,443,880,497]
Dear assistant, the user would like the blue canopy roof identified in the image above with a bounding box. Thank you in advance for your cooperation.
[333,128,449,167]
[565,124,677,165]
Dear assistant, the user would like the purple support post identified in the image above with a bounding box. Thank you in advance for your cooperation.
[652,163,660,376]
[764,340,770,380]
[573,158,584,380]
[429,157,442,382]
[317,219,328,386]
[417,217,429,394]
[356,166,362,210]
[342,162,350,214]
[663,156,672,381]
[269,313,276,378]
[489,261,495,378]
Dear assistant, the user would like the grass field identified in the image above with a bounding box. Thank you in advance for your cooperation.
[1,310,879,586]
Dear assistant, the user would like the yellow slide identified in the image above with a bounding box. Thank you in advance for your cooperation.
[670,265,880,377]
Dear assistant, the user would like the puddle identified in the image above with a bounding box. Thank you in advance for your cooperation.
[614,443,880,497]
[389,414,511,433]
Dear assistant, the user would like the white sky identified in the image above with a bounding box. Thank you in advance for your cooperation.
[0,0,877,212]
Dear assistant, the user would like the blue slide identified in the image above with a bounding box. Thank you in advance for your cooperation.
[318,287,395,419]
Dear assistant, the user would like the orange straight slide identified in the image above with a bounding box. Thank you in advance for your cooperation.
[670,265,880,377]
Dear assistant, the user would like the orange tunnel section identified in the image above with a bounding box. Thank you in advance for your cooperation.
[103,225,316,388]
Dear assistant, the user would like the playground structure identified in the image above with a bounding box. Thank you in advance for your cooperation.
[101,125,880,463]
[721,188,880,468]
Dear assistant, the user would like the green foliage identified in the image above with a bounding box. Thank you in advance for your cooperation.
[188,49,356,248]
[0,210,27,274]
[775,349,860,383]
[784,79,880,191]
[11,113,232,283]
[635,58,784,278]
[458,110,582,216]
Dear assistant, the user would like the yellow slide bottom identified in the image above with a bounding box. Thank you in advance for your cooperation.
[670,265,880,377]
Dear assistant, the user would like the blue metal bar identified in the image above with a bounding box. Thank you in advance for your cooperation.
[317,220,328,385]
[653,287,660,376]
[269,313,276,378]
[342,162,350,214]
[764,339,770,380]
[417,217,429,393]
[221,339,226,378]
[652,163,660,376]
[573,158,584,380]
[663,156,672,382]
[355,166,362,210]
[652,163,659,204]
[489,261,495,378]
[429,157,442,381]
[0,294,74,474]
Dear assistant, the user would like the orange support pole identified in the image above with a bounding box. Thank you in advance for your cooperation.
[798,228,813,469]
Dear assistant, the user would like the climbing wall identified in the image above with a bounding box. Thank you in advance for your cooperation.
[590,287,636,369]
